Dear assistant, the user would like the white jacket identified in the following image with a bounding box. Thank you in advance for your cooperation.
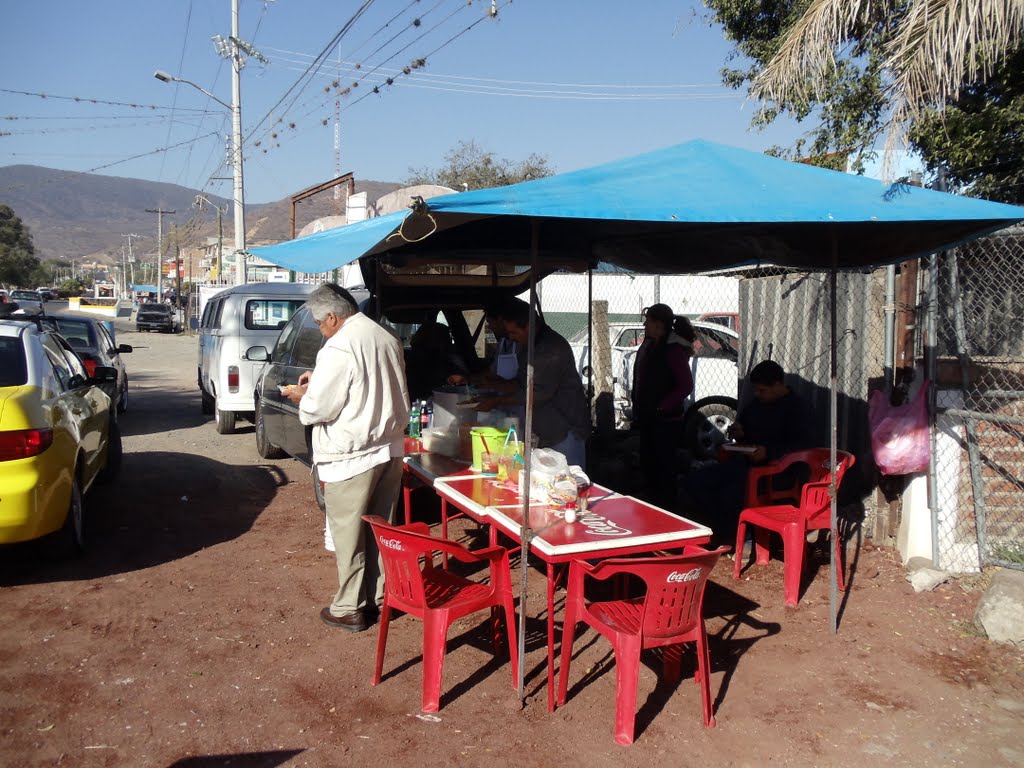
[299,313,410,463]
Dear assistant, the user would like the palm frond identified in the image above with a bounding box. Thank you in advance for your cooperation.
[885,0,1024,118]
[751,0,885,103]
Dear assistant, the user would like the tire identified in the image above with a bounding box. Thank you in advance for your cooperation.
[255,398,286,459]
[201,390,215,415]
[683,396,738,461]
[51,472,85,557]
[117,376,128,414]
[97,419,123,484]
[215,401,237,434]
[313,464,327,513]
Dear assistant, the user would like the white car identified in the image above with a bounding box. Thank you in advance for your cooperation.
[9,290,44,316]
[569,319,740,458]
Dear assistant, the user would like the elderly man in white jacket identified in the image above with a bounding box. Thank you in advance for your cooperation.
[285,284,410,632]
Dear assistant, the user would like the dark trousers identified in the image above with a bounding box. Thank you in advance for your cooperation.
[638,420,682,511]
[681,455,748,546]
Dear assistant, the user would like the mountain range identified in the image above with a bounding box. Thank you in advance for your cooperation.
[0,165,401,264]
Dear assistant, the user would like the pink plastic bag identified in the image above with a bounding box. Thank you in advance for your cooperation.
[868,380,930,475]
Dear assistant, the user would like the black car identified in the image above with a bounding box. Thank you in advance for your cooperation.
[41,313,133,413]
[246,276,533,510]
[136,303,179,333]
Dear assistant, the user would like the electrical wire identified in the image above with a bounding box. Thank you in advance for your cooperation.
[0,88,210,112]
[244,0,377,145]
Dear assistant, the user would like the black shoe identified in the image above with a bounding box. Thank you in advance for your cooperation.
[319,607,368,633]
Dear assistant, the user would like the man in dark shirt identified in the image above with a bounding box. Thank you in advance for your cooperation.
[471,298,591,467]
[682,360,813,544]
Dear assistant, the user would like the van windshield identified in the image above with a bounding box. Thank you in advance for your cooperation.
[245,299,307,331]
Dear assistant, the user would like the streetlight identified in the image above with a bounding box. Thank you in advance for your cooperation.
[154,66,246,285]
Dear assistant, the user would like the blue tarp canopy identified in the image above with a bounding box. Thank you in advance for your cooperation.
[130,284,159,293]
[250,139,1024,274]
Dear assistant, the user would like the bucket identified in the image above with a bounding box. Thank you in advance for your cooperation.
[432,386,475,429]
[470,427,507,472]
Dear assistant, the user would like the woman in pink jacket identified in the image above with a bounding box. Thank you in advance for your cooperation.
[631,304,695,510]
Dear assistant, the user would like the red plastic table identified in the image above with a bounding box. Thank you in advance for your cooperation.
[401,438,473,524]
[427,469,713,711]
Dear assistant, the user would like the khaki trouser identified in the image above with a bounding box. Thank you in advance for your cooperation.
[323,457,403,616]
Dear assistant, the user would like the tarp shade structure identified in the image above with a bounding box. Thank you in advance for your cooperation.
[251,140,1024,274]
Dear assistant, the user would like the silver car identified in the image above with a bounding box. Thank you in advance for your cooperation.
[9,290,44,316]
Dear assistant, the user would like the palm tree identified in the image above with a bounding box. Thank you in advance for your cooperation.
[751,0,1024,152]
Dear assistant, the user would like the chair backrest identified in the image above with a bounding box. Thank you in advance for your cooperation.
[749,448,854,508]
[363,515,469,609]
[799,451,856,516]
[591,546,728,640]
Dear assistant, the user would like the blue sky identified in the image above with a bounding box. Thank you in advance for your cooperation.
[1,0,821,204]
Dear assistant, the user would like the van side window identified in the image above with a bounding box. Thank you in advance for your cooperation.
[211,299,225,329]
[291,309,326,369]
[244,299,306,332]
[201,298,223,330]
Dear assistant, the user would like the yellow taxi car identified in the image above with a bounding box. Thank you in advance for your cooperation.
[0,319,121,553]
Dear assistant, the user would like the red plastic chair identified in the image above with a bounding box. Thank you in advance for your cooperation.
[733,449,855,606]
[363,515,519,713]
[557,546,729,746]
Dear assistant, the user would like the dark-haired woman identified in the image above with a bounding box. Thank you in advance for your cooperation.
[631,304,694,509]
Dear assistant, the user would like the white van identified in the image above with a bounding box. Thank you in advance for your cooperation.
[196,282,318,434]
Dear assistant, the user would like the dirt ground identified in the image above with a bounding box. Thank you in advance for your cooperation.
[1,315,1023,768]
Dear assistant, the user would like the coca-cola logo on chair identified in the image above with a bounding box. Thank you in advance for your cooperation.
[666,568,703,584]
[379,537,404,551]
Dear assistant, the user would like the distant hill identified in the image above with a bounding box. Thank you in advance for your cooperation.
[0,165,400,264]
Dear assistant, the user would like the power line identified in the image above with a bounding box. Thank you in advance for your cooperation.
[0,88,211,112]
[244,0,377,146]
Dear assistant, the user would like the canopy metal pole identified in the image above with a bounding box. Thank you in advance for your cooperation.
[829,240,840,633]
[516,220,540,702]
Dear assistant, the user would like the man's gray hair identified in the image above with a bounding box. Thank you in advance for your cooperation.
[305,284,358,321]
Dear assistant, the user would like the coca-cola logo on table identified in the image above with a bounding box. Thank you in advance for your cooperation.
[379,537,404,551]
[666,568,703,583]
[576,512,631,537]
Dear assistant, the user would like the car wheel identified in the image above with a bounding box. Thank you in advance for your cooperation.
[683,396,738,461]
[255,398,286,459]
[97,419,123,484]
[51,472,85,557]
[201,390,215,415]
[215,401,237,434]
[117,376,129,413]
[313,464,327,513]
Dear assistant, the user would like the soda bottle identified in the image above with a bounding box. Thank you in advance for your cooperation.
[420,400,430,432]
[409,400,421,438]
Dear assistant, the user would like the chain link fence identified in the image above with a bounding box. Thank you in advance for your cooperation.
[530,235,1023,575]
[934,228,1024,572]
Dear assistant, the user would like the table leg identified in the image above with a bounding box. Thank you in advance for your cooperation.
[441,498,449,569]
[547,561,556,712]
[403,479,412,526]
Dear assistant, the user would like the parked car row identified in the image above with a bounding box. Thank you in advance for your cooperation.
[0,317,122,555]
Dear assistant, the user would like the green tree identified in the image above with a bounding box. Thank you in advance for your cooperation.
[909,45,1024,203]
[405,140,554,190]
[0,205,40,288]
[704,0,1024,199]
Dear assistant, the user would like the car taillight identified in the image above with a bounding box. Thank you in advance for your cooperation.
[82,358,97,377]
[0,429,54,461]
[227,366,239,393]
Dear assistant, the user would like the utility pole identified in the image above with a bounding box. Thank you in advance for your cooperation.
[155,0,260,286]
[194,195,226,282]
[230,0,246,286]
[121,233,145,297]
[144,209,175,300]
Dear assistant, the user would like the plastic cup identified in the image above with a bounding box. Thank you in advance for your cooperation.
[481,454,498,475]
